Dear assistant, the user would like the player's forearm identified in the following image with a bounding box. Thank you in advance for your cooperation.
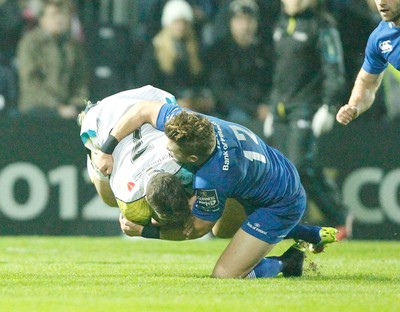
[348,82,376,115]
[110,101,164,141]
[348,71,383,115]
[140,225,201,241]
[160,226,188,241]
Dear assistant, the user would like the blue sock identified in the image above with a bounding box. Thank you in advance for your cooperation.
[286,224,321,244]
[246,257,283,278]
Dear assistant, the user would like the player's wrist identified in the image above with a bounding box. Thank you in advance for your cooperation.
[141,225,161,239]
[101,134,119,154]
[352,106,360,118]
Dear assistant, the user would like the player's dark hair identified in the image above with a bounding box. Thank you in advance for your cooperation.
[146,172,191,225]
[164,111,215,161]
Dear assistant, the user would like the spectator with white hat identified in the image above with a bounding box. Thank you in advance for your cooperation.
[136,0,215,115]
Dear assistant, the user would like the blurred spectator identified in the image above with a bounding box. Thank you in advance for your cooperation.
[20,0,84,41]
[136,0,214,114]
[210,0,280,48]
[264,0,350,238]
[0,0,25,63]
[16,0,88,119]
[139,0,220,47]
[0,0,23,116]
[205,0,273,122]
[0,54,18,115]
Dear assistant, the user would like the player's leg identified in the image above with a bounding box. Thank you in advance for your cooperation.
[214,199,338,253]
[212,228,277,278]
[286,223,338,253]
[212,198,247,238]
[212,195,306,279]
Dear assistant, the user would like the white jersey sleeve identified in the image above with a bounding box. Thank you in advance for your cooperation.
[80,85,177,151]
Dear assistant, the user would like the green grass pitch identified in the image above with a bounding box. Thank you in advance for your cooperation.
[0,237,399,312]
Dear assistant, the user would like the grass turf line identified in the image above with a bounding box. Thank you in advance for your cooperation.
[0,237,399,312]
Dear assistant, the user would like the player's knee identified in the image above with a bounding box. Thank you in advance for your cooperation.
[212,227,235,239]
[212,264,241,279]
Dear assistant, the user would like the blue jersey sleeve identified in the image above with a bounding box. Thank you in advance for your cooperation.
[155,104,183,131]
[192,188,227,222]
[362,28,388,74]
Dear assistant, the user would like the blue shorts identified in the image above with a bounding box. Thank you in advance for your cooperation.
[240,188,306,244]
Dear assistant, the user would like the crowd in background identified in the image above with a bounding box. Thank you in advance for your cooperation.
[0,0,397,235]
[0,0,397,122]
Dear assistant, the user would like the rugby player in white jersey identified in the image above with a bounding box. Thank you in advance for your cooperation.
[80,85,193,228]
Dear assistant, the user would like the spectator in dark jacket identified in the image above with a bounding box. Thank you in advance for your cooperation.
[264,0,350,239]
[206,0,273,122]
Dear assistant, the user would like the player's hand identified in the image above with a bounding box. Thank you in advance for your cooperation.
[94,151,114,176]
[119,214,143,237]
[336,104,359,125]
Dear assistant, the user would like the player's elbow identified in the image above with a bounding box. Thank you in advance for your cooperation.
[185,228,210,240]
[184,218,215,240]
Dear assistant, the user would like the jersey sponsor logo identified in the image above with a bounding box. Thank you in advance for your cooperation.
[196,189,219,212]
[214,122,230,171]
[246,221,268,235]
[379,40,393,53]
[127,181,135,192]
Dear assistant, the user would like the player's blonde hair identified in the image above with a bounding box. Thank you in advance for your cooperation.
[164,111,215,161]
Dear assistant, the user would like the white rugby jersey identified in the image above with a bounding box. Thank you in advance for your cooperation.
[80,85,186,218]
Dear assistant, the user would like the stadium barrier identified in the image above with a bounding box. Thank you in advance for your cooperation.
[0,115,120,236]
[0,115,399,239]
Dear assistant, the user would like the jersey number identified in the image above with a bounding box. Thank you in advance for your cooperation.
[131,129,147,162]
[229,125,266,163]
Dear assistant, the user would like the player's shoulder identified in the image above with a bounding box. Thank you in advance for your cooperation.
[369,21,393,41]
[365,21,399,55]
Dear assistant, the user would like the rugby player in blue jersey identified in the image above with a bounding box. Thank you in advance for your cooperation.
[337,0,400,124]
[95,95,337,279]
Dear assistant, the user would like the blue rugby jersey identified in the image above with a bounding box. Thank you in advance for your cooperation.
[156,104,303,222]
[363,21,400,74]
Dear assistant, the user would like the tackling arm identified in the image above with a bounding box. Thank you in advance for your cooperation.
[120,214,215,241]
[95,101,164,176]
[110,101,164,141]
[336,69,384,125]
